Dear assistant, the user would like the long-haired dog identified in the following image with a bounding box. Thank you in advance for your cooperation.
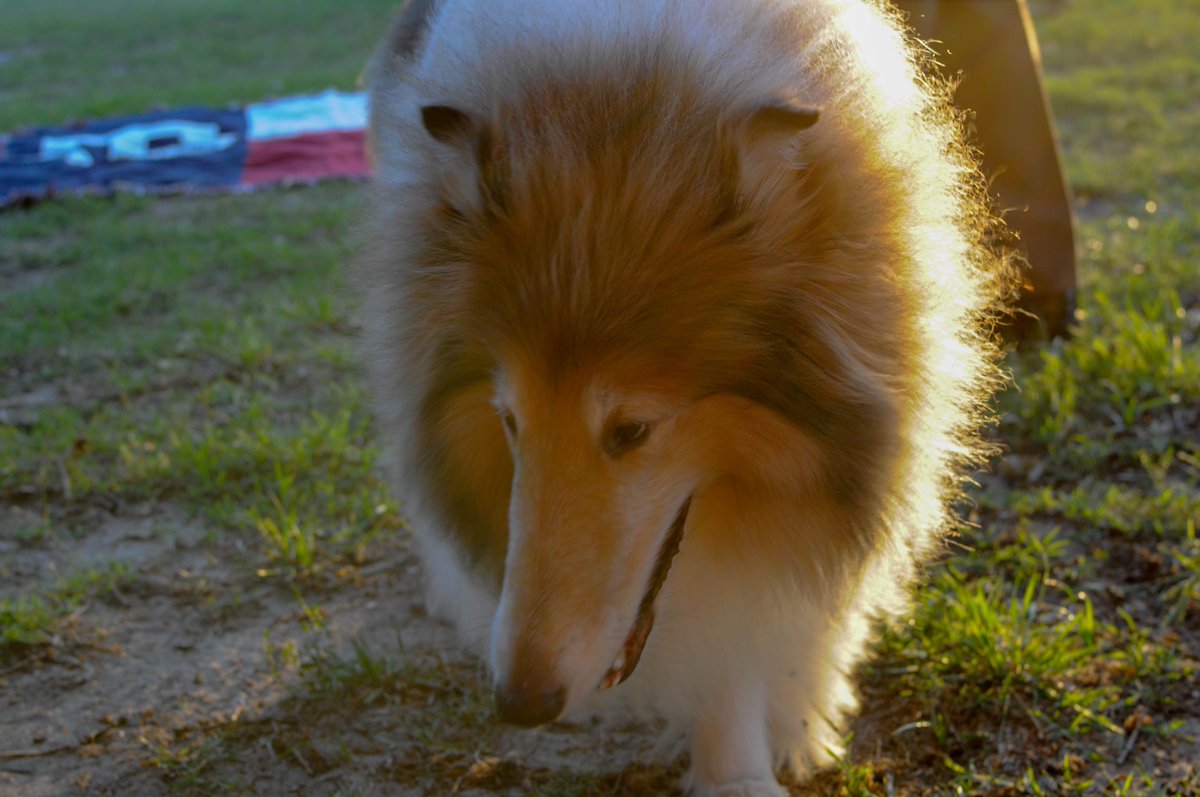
[358,0,1002,793]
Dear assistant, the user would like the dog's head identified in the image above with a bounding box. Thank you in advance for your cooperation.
[411,63,901,724]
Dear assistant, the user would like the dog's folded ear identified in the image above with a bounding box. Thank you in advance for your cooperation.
[421,104,476,145]
[419,103,494,213]
[734,99,821,203]
[748,101,820,135]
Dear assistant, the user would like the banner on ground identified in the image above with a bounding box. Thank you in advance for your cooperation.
[0,90,370,208]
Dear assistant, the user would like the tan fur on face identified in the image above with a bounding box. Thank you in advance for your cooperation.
[489,361,690,701]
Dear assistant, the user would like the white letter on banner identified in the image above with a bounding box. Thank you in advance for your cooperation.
[39,121,238,168]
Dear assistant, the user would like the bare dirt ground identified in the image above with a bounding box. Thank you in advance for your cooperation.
[3,484,1199,796]
[0,495,676,797]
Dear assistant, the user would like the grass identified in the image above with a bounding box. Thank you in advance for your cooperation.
[1,0,1198,794]
[0,0,395,130]
[1036,1,1200,206]
[0,561,132,660]
[0,189,402,594]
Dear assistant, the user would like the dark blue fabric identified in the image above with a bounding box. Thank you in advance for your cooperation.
[1,107,247,206]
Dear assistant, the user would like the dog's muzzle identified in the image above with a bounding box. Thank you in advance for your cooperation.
[492,496,692,726]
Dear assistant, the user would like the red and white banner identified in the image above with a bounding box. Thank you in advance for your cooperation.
[1,90,370,207]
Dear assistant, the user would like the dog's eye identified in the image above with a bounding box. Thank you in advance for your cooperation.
[499,409,518,437]
[606,421,650,456]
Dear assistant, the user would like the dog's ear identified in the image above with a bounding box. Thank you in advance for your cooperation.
[421,104,476,145]
[748,101,820,135]
[734,99,821,202]
[419,103,495,213]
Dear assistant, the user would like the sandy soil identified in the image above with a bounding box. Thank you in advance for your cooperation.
[0,498,674,797]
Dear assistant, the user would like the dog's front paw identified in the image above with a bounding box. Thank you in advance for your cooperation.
[689,776,788,797]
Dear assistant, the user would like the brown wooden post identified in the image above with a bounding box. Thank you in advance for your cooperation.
[895,0,1078,339]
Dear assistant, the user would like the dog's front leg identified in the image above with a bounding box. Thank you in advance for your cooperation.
[685,678,786,797]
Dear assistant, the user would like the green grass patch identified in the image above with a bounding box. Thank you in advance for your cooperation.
[142,729,243,794]
[0,0,395,130]
[2,387,402,574]
[880,567,1123,736]
[1000,482,1200,539]
[1036,0,1200,206]
[1,184,400,574]
[0,187,361,384]
[0,561,132,662]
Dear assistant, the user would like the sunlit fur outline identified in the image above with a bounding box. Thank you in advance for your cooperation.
[357,0,1006,793]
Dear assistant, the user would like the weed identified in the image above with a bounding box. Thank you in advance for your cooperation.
[143,732,240,793]
[1163,522,1200,624]
[0,562,133,661]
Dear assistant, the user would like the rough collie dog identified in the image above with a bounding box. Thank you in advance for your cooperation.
[358,0,1001,793]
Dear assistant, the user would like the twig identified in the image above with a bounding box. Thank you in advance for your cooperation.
[358,558,402,578]
[0,746,73,762]
[107,583,132,608]
[891,720,931,736]
[290,745,313,775]
[1117,722,1141,766]
[0,650,50,678]
[55,458,73,501]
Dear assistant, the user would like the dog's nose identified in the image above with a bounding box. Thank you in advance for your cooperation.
[494,681,566,727]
